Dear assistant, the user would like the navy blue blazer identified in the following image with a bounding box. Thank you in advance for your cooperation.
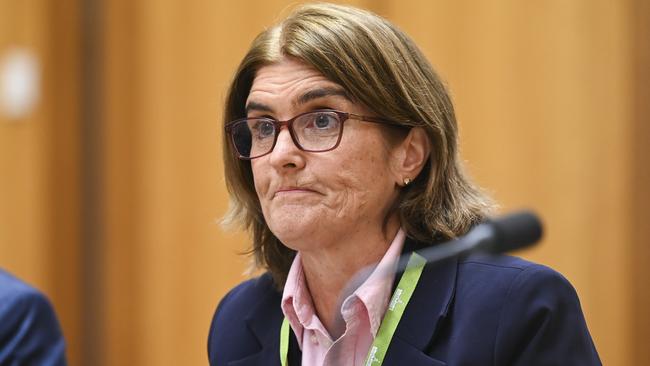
[0,269,66,366]
[208,241,601,365]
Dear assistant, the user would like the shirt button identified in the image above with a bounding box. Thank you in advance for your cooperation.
[310,333,318,345]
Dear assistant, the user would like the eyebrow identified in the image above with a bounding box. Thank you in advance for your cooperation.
[296,87,351,106]
[244,101,273,114]
[245,87,351,115]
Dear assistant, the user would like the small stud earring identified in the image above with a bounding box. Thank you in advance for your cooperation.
[403,178,411,186]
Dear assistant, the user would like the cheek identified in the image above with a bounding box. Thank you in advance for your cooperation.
[251,161,278,224]
[251,161,268,197]
[323,146,395,217]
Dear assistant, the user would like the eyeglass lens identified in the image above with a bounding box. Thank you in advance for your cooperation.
[230,111,343,159]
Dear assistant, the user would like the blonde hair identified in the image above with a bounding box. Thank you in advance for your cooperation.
[222,3,494,287]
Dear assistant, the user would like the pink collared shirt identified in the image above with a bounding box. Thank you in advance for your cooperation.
[281,229,406,366]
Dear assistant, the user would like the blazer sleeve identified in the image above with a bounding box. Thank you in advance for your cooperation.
[207,285,237,364]
[0,275,66,366]
[493,265,601,366]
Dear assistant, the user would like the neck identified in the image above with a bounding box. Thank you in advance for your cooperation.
[299,217,400,338]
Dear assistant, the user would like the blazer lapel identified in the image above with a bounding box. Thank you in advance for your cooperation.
[227,283,285,366]
[382,238,459,365]
[228,305,302,366]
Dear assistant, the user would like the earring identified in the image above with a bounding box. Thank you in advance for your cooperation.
[403,178,411,186]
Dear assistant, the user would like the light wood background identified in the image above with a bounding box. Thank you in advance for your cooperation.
[1,1,648,365]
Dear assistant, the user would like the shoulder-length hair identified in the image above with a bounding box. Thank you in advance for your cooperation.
[222,3,494,287]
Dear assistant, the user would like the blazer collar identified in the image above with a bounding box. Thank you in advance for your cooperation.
[232,237,458,366]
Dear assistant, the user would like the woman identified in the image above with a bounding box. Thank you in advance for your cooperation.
[208,3,600,365]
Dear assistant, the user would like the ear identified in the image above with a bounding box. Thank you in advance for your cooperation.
[391,127,430,187]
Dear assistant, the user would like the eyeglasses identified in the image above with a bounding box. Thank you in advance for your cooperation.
[225,109,406,160]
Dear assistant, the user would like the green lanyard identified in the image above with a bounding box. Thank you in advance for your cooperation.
[280,252,426,366]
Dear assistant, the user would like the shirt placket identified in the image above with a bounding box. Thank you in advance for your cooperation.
[323,304,363,366]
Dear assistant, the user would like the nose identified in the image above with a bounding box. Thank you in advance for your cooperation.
[267,127,306,170]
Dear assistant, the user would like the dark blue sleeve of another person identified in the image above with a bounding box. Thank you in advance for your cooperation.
[0,270,67,366]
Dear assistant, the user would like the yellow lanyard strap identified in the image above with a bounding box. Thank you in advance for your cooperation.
[280,252,426,366]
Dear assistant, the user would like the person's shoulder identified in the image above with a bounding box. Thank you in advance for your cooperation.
[0,269,59,323]
[459,252,546,271]
[0,269,66,366]
[466,254,584,316]
[215,272,279,313]
[447,255,601,364]
[457,253,575,296]
[0,269,41,301]
[448,254,580,318]
[210,272,279,333]
[207,273,281,364]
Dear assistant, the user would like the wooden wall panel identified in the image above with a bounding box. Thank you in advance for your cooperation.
[631,1,650,364]
[46,1,83,365]
[102,1,138,364]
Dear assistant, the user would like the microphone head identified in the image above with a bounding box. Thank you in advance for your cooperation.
[488,211,543,252]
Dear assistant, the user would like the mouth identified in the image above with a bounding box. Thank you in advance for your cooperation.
[274,186,320,197]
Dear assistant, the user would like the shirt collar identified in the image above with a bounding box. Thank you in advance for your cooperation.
[280,228,407,346]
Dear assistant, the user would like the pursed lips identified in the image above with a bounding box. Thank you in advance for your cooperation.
[273,186,320,198]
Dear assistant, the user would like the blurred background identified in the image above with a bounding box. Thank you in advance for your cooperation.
[0,0,648,365]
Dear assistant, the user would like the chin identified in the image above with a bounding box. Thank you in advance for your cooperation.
[267,213,324,251]
[270,225,316,251]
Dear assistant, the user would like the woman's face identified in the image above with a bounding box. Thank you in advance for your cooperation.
[248,58,402,253]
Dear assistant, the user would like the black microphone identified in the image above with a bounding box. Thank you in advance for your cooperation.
[406,210,543,269]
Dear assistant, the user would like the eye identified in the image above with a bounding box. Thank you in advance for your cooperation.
[251,120,276,139]
[308,112,339,130]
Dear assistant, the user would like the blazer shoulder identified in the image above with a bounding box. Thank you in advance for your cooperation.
[0,269,63,333]
[455,253,582,316]
[0,270,67,366]
[208,273,281,364]
[1,269,42,301]
[459,252,544,271]
[456,253,572,291]
[451,254,600,365]
[211,272,278,320]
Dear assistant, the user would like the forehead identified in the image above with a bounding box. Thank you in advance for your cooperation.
[247,58,347,107]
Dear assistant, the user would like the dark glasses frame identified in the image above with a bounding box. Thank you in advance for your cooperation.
[225,109,407,160]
